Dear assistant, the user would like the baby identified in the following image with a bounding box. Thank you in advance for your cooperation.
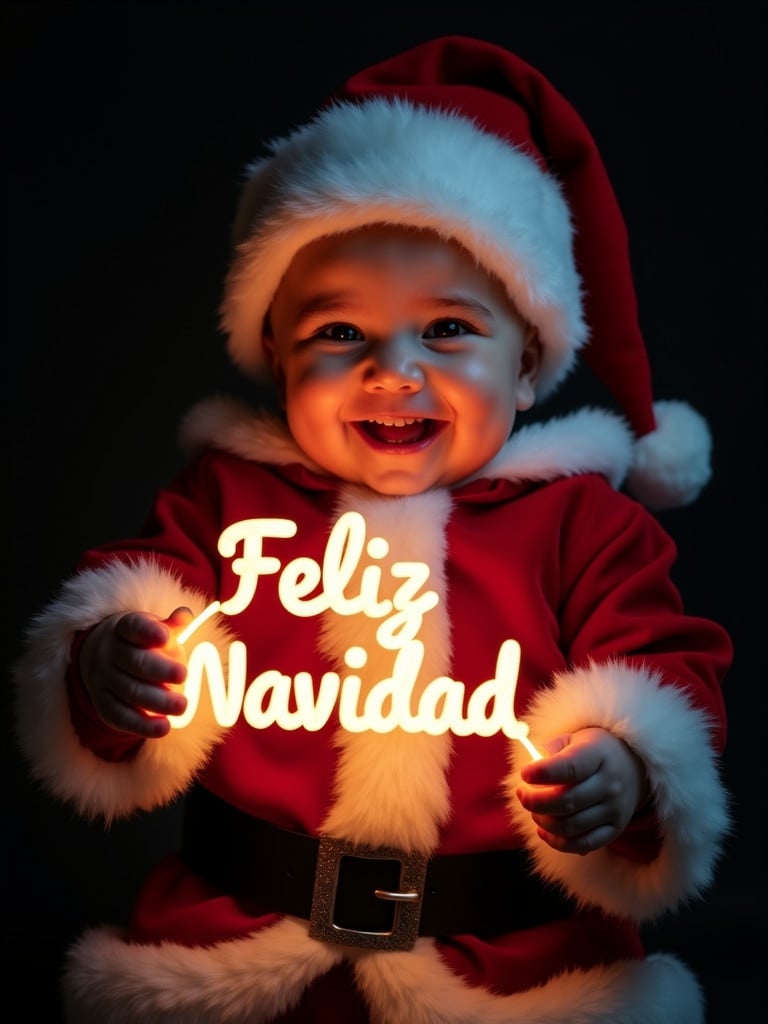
[15,35,731,1024]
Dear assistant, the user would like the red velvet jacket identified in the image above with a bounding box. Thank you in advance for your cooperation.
[14,402,732,1024]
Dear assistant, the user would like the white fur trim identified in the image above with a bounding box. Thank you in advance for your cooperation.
[61,917,344,1024]
[13,559,230,821]
[178,395,325,473]
[319,487,454,853]
[180,398,635,495]
[356,940,704,1024]
[626,401,712,509]
[466,406,634,490]
[221,98,586,398]
[505,660,729,920]
[61,925,704,1024]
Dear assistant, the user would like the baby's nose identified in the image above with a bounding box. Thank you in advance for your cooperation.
[362,335,425,392]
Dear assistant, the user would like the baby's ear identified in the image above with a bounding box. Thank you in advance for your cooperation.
[516,326,543,411]
[261,321,287,407]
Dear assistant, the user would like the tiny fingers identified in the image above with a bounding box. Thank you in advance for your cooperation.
[536,823,617,856]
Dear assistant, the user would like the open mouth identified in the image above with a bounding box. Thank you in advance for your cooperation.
[354,416,442,447]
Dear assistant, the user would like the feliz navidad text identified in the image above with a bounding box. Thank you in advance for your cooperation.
[173,512,538,750]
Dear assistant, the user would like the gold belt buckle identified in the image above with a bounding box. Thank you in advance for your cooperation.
[308,834,428,951]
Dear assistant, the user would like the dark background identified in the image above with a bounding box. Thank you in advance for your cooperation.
[3,4,765,1020]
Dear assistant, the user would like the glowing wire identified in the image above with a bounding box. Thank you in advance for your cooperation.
[520,735,543,761]
[177,601,221,645]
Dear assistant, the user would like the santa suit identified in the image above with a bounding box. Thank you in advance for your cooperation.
[14,398,732,1024]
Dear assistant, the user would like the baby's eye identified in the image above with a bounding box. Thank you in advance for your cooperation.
[316,323,363,343]
[423,318,473,339]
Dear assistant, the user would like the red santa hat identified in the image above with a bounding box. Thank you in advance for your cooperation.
[221,35,712,509]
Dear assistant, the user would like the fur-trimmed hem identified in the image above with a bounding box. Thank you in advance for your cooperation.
[60,923,705,1024]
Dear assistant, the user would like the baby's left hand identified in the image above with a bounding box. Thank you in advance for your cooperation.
[516,727,650,855]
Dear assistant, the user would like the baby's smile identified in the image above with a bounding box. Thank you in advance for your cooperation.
[353,417,443,447]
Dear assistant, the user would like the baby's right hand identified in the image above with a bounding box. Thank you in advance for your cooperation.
[78,607,192,738]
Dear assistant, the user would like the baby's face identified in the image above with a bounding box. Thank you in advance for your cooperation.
[265,225,540,495]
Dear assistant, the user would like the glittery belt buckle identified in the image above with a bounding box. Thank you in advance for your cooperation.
[308,835,428,951]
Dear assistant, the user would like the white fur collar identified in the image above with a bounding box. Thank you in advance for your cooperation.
[178,395,634,491]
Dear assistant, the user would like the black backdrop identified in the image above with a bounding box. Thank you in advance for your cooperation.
[3,4,766,1021]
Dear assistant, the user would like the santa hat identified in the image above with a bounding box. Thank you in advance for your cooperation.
[221,35,712,509]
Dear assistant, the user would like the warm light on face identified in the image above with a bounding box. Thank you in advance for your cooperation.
[171,512,541,759]
[265,227,540,497]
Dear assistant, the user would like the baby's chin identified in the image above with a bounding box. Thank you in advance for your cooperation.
[350,467,467,497]
[361,480,434,497]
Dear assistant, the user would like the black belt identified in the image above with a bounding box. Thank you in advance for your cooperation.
[182,785,574,951]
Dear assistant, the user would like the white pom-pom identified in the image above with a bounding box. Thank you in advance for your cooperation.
[626,400,712,509]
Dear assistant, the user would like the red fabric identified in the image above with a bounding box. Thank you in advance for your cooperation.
[63,452,731,1006]
[335,36,656,437]
[271,963,370,1024]
[437,908,644,992]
